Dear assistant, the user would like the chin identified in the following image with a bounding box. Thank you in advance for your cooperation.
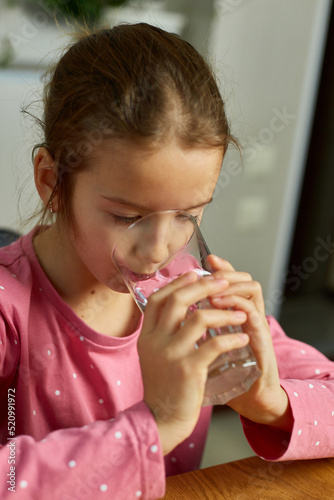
[107,275,130,293]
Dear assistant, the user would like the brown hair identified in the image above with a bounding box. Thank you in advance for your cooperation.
[32,23,238,228]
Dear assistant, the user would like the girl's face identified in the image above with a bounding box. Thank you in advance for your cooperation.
[64,139,223,291]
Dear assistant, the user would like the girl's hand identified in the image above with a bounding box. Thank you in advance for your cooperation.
[138,272,250,455]
[207,255,293,432]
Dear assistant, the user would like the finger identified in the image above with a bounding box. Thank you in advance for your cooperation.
[211,283,265,315]
[169,308,247,353]
[216,280,262,298]
[211,294,257,314]
[156,277,230,333]
[211,293,271,338]
[189,331,250,370]
[210,270,253,287]
[207,254,235,272]
[211,280,262,301]
[143,271,198,332]
[208,296,272,366]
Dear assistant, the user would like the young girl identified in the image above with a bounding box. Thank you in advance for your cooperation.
[0,23,333,500]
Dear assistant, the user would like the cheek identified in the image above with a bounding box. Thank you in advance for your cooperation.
[68,215,111,266]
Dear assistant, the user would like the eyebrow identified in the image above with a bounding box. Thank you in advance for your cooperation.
[101,196,213,211]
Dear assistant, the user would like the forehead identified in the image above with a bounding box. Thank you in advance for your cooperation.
[84,139,223,211]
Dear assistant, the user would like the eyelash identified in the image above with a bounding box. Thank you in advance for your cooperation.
[110,214,141,225]
[110,213,200,225]
[177,214,200,224]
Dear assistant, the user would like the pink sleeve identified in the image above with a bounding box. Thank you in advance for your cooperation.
[0,312,20,393]
[1,401,165,499]
[241,316,334,461]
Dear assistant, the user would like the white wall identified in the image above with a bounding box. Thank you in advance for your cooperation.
[0,1,70,233]
[201,0,331,316]
[0,69,42,232]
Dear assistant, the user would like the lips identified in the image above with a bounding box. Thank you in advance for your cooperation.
[126,270,157,282]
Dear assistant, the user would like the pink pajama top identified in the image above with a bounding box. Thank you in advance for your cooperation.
[0,229,333,499]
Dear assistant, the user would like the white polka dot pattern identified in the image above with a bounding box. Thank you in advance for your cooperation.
[2,265,334,498]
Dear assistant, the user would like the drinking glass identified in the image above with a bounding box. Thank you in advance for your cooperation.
[110,210,261,405]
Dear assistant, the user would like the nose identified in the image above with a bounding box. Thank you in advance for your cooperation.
[113,212,194,277]
[135,226,170,268]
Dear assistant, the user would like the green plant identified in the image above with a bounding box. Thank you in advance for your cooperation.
[19,0,129,23]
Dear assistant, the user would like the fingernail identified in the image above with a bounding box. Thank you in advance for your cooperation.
[238,333,249,341]
[235,311,246,318]
[192,269,211,277]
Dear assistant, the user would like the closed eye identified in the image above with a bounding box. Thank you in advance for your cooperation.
[177,213,200,224]
[109,212,200,225]
[109,214,142,225]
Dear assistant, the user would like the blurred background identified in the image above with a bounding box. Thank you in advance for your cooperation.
[0,0,333,467]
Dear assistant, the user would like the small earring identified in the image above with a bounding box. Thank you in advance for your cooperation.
[48,201,54,214]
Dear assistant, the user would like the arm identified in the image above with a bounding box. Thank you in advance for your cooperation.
[241,316,334,461]
[0,312,165,500]
[0,401,165,500]
[206,256,334,461]
[0,274,251,499]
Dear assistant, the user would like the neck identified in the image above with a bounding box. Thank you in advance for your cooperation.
[33,224,140,337]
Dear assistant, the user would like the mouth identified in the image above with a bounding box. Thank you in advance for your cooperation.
[127,270,157,282]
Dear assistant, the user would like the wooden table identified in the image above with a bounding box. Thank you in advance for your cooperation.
[161,455,334,499]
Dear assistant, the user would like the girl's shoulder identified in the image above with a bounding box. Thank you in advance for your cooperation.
[0,230,36,316]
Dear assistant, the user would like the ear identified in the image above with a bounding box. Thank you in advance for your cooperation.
[34,147,59,212]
